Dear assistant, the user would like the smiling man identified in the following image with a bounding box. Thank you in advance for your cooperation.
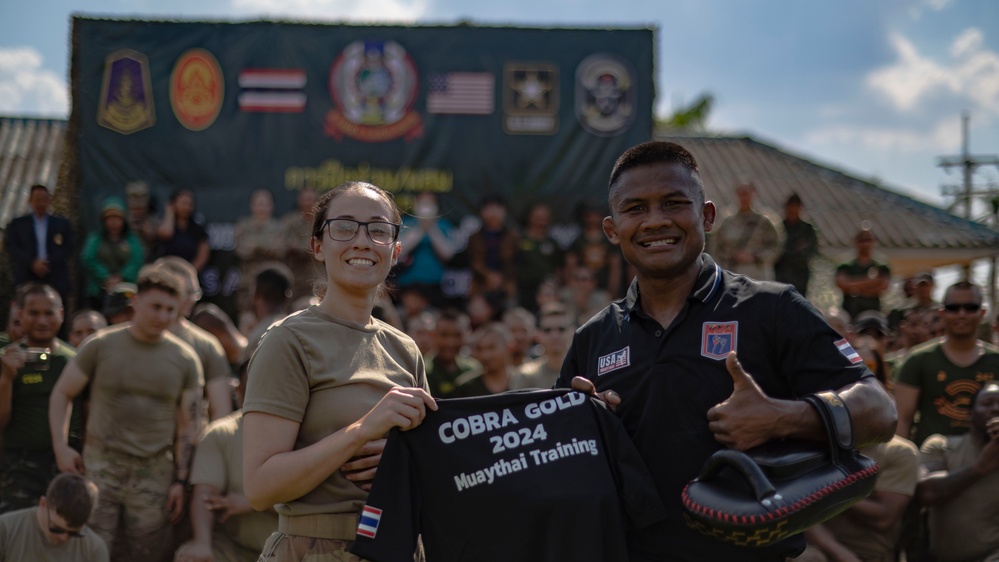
[557,141,896,561]
[895,281,999,446]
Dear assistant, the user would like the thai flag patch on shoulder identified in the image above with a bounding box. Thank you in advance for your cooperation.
[835,339,863,364]
[357,505,382,538]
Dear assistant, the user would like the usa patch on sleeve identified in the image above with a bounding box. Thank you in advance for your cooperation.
[835,339,863,364]
[357,505,382,538]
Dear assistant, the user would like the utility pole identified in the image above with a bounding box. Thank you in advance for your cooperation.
[937,111,999,321]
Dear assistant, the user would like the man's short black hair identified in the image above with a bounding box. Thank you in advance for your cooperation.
[46,473,99,528]
[608,141,701,190]
[136,265,184,297]
[943,280,983,304]
[254,264,294,306]
[30,184,51,196]
[14,282,61,309]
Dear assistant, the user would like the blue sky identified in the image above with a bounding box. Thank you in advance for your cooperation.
[2,0,998,210]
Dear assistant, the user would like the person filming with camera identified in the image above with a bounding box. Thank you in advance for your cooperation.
[1,283,81,515]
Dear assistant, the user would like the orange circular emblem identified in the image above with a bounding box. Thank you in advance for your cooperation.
[170,49,224,131]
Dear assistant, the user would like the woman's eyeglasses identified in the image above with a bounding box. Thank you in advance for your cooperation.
[318,219,400,246]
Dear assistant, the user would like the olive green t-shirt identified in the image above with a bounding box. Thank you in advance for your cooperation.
[3,342,83,450]
[921,433,999,562]
[74,324,203,457]
[821,436,919,561]
[172,319,231,383]
[191,411,276,553]
[897,340,999,445]
[0,507,109,561]
[243,306,428,517]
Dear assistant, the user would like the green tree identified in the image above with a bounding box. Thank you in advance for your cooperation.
[656,93,714,132]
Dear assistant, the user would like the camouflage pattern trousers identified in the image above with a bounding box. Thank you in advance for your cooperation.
[0,448,60,514]
[84,444,176,562]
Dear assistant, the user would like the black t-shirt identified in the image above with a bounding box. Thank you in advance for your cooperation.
[557,254,871,562]
[350,389,666,562]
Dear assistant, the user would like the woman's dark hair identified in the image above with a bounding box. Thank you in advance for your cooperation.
[309,182,401,300]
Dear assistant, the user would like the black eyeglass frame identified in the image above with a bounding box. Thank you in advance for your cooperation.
[317,218,401,246]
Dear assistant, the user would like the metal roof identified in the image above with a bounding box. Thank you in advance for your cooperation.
[0,118,995,277]
[660,134,999,276]
[0,117,67,235]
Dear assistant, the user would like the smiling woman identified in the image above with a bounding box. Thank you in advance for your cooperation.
[241,181,437,562]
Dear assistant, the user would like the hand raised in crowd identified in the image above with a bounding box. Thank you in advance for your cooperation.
[202,489,252,523]
[987,417,999,441]
[706,352,787,450]
[0,346,27,377]
[973,418,999,476]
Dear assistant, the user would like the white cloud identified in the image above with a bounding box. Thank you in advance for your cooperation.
[908,0,953,19]
[0,47,68,117]
[804,118,960,153]
[866,28,999,116]
[230,0,431,22]
[924,0,953,10]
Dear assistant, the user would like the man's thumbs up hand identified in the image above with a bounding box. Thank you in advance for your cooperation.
[706,352,783,450]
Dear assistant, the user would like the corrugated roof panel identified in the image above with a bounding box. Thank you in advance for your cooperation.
[661,134,999,253]
[0,117,67,231]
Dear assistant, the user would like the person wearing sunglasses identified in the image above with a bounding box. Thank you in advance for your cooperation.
[896,281,999,447]
[0,473,107,560]
[243,182,435,562]
[512,303,576,390]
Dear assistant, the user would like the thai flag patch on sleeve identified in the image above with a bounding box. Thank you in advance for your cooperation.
[357,505,382,538]
[835,339,863,364]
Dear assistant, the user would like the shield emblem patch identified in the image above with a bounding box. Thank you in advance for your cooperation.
[701,322,738,360]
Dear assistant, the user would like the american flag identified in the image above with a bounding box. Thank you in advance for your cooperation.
[427,72,495,114]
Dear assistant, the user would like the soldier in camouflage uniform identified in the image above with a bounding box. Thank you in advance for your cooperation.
[49,267,203,562]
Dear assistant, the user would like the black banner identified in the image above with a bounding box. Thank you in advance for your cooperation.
[72,17,654,232]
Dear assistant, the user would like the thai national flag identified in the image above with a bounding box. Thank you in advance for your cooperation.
[357,505,382,538]
[835,339,863,364]
[238,69,307,112]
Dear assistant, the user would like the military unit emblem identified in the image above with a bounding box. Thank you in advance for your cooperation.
[97,49,156,135]
[701,322,738,360]
[325,40,423,142]
[503,63,558,135]
[95,41,640,140]
[170,49,224,131]
[575,54,635,136]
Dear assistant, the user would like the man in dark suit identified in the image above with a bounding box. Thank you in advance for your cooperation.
[5,185,75,308]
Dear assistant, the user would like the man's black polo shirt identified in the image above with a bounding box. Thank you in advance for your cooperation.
[557,253,871,562]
